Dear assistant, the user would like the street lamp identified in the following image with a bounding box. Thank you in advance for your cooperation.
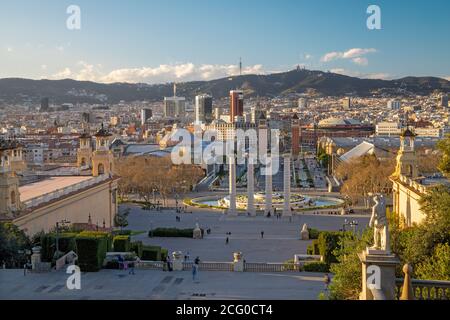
[54,219,71,259]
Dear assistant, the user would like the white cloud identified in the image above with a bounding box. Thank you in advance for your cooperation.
[330,68,390,80]
[51,67,72,79]
[49,62,266,83]
[352,57,369,66]
[321,48,377,65]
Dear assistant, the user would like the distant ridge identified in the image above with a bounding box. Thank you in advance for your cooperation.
[0,69,448,104]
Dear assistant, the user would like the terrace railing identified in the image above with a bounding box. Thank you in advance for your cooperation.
[395,278,450,300]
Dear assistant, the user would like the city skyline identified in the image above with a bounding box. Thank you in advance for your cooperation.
[1,0,449,83]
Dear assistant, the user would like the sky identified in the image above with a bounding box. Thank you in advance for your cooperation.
[0,0,449,83]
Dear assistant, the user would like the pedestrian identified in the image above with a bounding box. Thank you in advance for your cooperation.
[261,231,264,239]
[128,259,136,275]
[192,257,200,282]
[118,254,125,270]
[324,273,331,291]
[226,237,229,244]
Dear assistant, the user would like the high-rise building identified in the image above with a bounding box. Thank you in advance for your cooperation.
[214,107,221,120]
[40,97,49,112]
[342,97,351,110]
[141,108,153,126]
[164,83,186,118]
[388,100,401,110]
[291,113,300,157]
[298,98,308,110]
[230,90,244,123]
[195,94,213,124]
[440,94,449,108]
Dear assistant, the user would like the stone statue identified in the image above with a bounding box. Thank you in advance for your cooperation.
[369,194,390,253]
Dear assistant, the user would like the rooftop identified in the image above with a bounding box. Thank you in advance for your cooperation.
[19,176,94,202]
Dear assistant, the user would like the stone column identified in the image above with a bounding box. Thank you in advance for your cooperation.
[228,156,237,216]
[233,252,244,272]
[172,251,183,271]
[31,246,42,270]
[358,248,400,300]
[264,159,272,214]
[283,154,292,216]
[247,161,256,216]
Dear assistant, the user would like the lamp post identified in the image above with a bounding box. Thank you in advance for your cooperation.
[55,219,70,259]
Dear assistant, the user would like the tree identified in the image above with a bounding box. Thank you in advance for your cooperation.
[0,223,31,267]
[114,208,130,230]
[116,155,205,206]
[415,243,450,281]
[335,155,394,207]
[437,134,450,177]
[328,228,373,300]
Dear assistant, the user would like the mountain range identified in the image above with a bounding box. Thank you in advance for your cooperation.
[0,69,449,105]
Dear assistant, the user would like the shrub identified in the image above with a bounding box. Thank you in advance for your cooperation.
[307,239,320,255]
[308,228,320,239]
[130,241,143,257]
[141,245,162,261]
[161,248,169,261]
[113,235,131,252]
[40,232,78,262]
[75,232,109,272]
[149,228,203,238]
[304,262,330,273]
[317,231,344,265]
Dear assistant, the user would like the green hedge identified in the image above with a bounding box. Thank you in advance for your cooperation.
[149,228,203,238]
[304,261,330,273]
[75,232,109,272]
[161,248,168,261]
[307,239,320,255]
[40,232,78,262]
[113,235,131,252]
[141,245,162,261]
[130,241,143,257]
[308,228,320,240]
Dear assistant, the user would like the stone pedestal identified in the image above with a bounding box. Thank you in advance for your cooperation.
[193,223,203,239]
[247,162,256,216]
[233,252,244,272]
[31,246,41,270]
[283,155,292,216]
[172,251,183,271]
[300,223,309,240]
[358,248,400,300]
[264,160,272,214]
[228,156,237,216]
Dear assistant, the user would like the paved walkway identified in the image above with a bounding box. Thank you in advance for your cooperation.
[0,269,328,300]
[127,205,369,262]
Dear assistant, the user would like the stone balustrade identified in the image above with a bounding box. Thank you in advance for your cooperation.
[136,260,309,273]
[23,174,110,209]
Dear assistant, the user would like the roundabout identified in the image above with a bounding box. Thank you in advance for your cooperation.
[189,192,345,211]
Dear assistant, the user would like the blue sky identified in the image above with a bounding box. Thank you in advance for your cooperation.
[0,0,449,83]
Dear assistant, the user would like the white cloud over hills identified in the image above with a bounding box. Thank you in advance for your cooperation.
[47,62,265,84]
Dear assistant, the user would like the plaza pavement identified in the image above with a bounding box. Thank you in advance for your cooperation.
[127,205,369,263]
[0,268,328,300]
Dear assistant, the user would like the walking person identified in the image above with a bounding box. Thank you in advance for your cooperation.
[261,231,264,239]
[192,257,200,282]
[324,273,331,291]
